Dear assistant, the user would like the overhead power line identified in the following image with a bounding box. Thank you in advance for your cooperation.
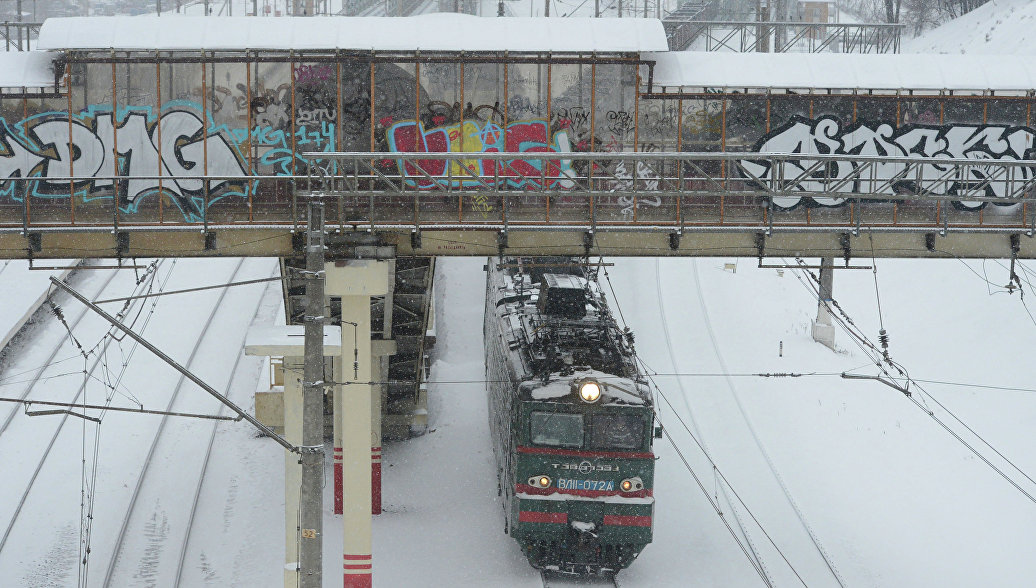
[0,397,241,422]
[93,276,283,304]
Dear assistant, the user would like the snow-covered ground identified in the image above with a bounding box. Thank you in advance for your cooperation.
[3,254,1035,586]
[902,0,1036,53]
[359,256,1036,587]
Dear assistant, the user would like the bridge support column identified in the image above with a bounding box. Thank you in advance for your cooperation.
[325,259,391,588]
[282,356,305,588]
[811,257,836,350]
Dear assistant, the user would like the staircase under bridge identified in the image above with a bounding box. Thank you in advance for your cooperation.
[280,254,435,439]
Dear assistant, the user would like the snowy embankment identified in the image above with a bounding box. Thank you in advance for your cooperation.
[902,0,1036,53]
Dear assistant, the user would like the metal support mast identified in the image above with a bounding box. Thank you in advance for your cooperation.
[299,200,326,587]
[811,256,836,350]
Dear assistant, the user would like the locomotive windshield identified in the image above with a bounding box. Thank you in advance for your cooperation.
[591,414,644,450]
[530,411,584,448]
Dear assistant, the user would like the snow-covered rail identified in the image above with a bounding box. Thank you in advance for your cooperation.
[540,570,620,588]
[102,258,249,586]
[0,264,160,559]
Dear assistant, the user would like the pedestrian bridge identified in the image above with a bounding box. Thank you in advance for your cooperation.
[3,16,1036,261]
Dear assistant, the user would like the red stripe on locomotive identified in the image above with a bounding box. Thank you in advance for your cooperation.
[518,511,569,524]
[603,515,652,527]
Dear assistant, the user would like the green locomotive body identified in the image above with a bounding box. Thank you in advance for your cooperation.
[484,258,656,575]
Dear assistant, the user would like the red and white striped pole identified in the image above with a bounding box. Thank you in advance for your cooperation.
[371,356,383,515]
[333,356,344,515]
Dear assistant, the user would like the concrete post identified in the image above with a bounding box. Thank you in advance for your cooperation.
[811,257,836,350]
[282,357,304,588]
[325,259,390,588]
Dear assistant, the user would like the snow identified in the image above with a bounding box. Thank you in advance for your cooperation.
[244,324,344,356]
[0,51,58,88]
[648,50,1036,93]
[5,5,1036,585]
[0,254,1035,586]
[38,15,668,52]
[903,0,1036,54]
[526,368,646,404]
[571,521,595,533]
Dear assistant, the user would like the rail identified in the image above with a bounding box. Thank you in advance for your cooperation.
[662,1,719,51]
[1,22,41,52]
[1,151,1035,237]
[664,21,903,53]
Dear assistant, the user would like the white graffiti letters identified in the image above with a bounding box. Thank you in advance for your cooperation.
[0,105,248,221]
[741,116,1036,210]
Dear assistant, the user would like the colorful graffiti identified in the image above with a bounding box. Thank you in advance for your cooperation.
[386,119,576,189]
[741,115,1036,210]
[0,102,249,222]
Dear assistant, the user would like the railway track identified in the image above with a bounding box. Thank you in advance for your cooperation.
[0,261,169,557]
[173,264,279,586]
[540,570,620,588]
[101,258,249,586]
[652,258,774,585]
[102,258,277,587]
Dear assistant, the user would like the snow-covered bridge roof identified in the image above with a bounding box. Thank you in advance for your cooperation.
[38,15,668,53]
[647,51,1036,93]
[0,51,57,88]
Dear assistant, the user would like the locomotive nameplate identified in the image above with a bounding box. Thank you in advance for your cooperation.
[557,479,615,491]
[552,460,619,474]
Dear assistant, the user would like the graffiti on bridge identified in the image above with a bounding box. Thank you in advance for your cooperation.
[386,118,576,190]
[0,102,249,222]
[741,115,1036,210]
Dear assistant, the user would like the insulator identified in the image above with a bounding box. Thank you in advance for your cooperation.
[878,329,889,350]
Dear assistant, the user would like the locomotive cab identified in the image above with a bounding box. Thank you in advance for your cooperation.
[510,374,655,574]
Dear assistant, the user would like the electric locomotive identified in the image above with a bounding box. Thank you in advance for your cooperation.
[484,257,656,575]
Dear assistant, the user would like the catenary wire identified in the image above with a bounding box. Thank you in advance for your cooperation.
[786,254,1036,506]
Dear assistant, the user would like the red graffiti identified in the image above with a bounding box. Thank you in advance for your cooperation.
[387,119,574,189]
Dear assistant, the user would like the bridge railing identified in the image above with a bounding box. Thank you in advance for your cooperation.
[673,21,904,53]
[1,151,1035,234]
[302,151,1036,233]
[1,22,41,52]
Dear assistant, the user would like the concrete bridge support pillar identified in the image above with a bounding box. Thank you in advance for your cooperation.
[325,259,391,588]
[811,257,836,350]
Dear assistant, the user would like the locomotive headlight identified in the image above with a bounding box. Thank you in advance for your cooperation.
[578,380,602,403]
[620,477,644,493]
[528,475,552,488]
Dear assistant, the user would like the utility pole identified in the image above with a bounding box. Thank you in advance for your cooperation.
[544,0,549,16]
[299,200,325,588]
[16,0,23,50]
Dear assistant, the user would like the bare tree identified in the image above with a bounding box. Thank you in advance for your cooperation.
[883,0,901,22]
